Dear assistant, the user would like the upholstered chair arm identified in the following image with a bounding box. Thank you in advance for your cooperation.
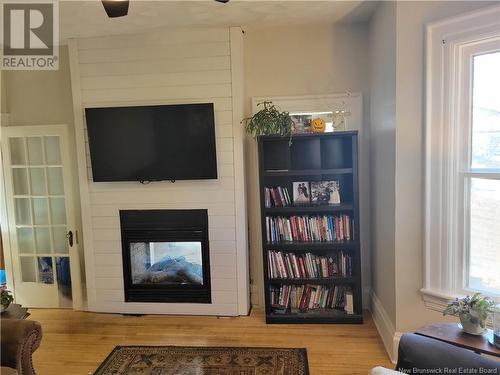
[1,319,42,375]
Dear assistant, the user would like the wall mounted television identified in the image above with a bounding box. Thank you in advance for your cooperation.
[85,103,218,182]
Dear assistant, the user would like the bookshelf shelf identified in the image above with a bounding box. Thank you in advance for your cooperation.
[264,204,354,215]
[266,311,363,324]
[264,241,359,251]
[268,277,355,285]
[264,168,353,177]
[258,131,362,324]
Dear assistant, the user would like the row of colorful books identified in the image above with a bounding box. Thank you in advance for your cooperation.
[265,215,352,243]
[267,250,352,278]
[269,284,353,314]
[264,186,292,207]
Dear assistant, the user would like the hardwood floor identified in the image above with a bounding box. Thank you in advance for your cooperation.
[29,308,392,374]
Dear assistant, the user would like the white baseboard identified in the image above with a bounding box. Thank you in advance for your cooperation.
[369,290,402,364]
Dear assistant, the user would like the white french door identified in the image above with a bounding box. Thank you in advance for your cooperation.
[1,125,82,308]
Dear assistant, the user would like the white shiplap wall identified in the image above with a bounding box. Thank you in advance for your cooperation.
[68,27,248,315]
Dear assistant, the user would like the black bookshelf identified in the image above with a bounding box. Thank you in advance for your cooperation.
[258,131,363,324]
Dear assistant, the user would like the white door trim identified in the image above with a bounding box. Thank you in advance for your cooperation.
[68,38,97,311]
[230,27,250,315]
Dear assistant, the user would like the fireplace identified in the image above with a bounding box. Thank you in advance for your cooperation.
[120,209,211,303]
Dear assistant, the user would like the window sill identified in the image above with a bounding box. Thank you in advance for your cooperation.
[420,288,456,313]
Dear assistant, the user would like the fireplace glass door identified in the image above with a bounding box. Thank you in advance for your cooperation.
[120,209,211,303]
[130,241,203,286]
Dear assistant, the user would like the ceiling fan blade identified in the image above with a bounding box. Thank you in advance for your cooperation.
[101,0,129,18]
[214,0,229,3]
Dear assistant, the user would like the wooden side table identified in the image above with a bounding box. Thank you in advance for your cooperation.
[0,304,30,320]
[415,323,499,358]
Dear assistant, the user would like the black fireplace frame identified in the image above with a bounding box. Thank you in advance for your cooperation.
[120,209,211,303]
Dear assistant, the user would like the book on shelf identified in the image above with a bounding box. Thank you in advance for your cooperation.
[267,250,352,278]
[265,214,352,243]
[264,186,292,208]
[344,290,354,315]
[269,284,352,313]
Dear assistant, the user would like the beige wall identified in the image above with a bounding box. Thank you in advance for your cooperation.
[1,71,7,114]
[244,23,370,106]
[393,0,497,332]
[368,1,397,325]
[4,46,74,126]
[244,23,371,305]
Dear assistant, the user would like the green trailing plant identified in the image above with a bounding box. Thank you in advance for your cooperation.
[242,101,294,139]
[443,293,495,328]
[1,288,14,309]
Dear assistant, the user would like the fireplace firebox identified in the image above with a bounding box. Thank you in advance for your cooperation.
[120,209,211,303]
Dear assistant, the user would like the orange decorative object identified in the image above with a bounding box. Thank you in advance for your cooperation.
[311,118,326,133]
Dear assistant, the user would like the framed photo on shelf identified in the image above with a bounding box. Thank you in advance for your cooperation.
[292,181,310,205]
[290,114,312,134]
[291,112,337,134]
[311,180,341,205]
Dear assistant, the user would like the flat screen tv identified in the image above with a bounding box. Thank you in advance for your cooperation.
[85,103,218,182]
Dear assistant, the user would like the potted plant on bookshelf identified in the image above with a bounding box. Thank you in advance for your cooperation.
[242,101,294,139]
[443,293,495,335]
[1,287,14,313]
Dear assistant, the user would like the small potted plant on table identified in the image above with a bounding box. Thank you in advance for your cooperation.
[443,293,495,335]
[1,287,14,313]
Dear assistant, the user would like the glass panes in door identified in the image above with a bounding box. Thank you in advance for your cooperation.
[8,136,72,305]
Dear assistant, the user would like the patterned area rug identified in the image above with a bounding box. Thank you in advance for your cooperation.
[94,346,309,375]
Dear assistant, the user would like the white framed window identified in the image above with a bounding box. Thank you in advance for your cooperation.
[464,49,500,296]
[423,5,500,309]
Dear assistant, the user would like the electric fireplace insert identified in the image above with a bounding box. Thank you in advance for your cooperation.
[120,209,211,303]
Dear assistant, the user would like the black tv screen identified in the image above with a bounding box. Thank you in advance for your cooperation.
[85,103,218,182]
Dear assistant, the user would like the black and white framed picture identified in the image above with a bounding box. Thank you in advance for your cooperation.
[311,181,341,205]
[290,114,312,134]
[293,181,311,205]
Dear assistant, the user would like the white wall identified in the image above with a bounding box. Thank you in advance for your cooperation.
[368,1,397,327]
[68,27,248,315]
[244,23,371,306]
